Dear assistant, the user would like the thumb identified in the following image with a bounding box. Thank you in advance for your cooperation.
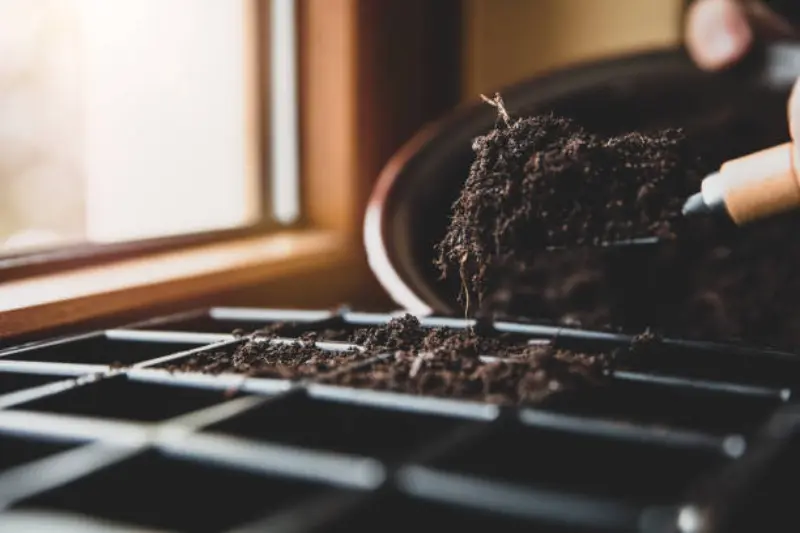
[685,0,796,72]
[686,0,753,71]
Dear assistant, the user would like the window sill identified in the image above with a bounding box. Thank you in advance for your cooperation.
[0,230,354,339]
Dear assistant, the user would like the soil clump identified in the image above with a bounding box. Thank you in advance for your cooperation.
[326,315,614,405]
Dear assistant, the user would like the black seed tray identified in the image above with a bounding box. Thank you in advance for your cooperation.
[0,307,798,532]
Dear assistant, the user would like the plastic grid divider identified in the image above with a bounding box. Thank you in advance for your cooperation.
[0,306,797,532]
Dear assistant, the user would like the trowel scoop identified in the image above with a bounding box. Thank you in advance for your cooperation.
[544,236,664,252]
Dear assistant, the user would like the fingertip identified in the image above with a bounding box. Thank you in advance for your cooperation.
[685,0,753,71]
[788,78,800,142]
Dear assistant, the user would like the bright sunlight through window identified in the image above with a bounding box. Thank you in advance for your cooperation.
[0,0,299,255]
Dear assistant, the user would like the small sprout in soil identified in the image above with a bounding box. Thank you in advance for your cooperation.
[631,328,663,351]
[157,316,677,407]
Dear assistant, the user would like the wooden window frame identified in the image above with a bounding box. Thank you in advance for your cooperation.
[0,0,279,283]
[0,0,461,342]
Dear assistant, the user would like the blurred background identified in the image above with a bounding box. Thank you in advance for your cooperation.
[0,0,260,254]
[0,0,683,257]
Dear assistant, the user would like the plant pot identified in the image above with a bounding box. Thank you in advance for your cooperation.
[365,43,800,348]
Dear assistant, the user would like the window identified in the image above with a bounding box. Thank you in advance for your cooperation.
[0,0,461,339]
[0,0,299,258]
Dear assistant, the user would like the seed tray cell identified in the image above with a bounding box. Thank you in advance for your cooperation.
[610,340,800,390]
[202,389,486,463]
[0,372,71,397]
[0,433,78,474]
[14,449,331,533]
[7,376,244,423]
[303,492,591,533]
[0,306,798,531]
[0,333,208,366]
[316,339,785,434]
[157,338,369,380]
[501,321,800,390]
[138,313,343,339]
[317,354,556,406]
[539,376,784,435]
[136,309,552,348]
[423,420,728,507]
[684,405,800,532]
[346,317,553,349]
[131,310,275,334]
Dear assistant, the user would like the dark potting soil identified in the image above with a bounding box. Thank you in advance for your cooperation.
[322,346,611,406]
[348,314,528,355]
[324,315,614,406]
[164,315,615,405]
[435,98,703,307]
[630,328,662,353]
[350,314,427,351]
[163,339,366,379]
[435,96,800,350]
[297,329,352,342]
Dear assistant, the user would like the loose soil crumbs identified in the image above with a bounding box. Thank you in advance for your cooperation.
[630,328,662,351]
[325,315,615,406]
[163,338,365,380]
[435,98,703,309]
[164,314,617,406]
[432,96,800,349]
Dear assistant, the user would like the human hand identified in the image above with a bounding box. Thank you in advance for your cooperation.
[685,0,800,139]
[685,0,796,71]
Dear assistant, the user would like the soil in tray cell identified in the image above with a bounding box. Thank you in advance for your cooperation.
[162,338,368,379]
[321,316,613,405]
[1,335,203,366]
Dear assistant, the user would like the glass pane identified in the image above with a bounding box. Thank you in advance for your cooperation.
[0,0,267,255]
